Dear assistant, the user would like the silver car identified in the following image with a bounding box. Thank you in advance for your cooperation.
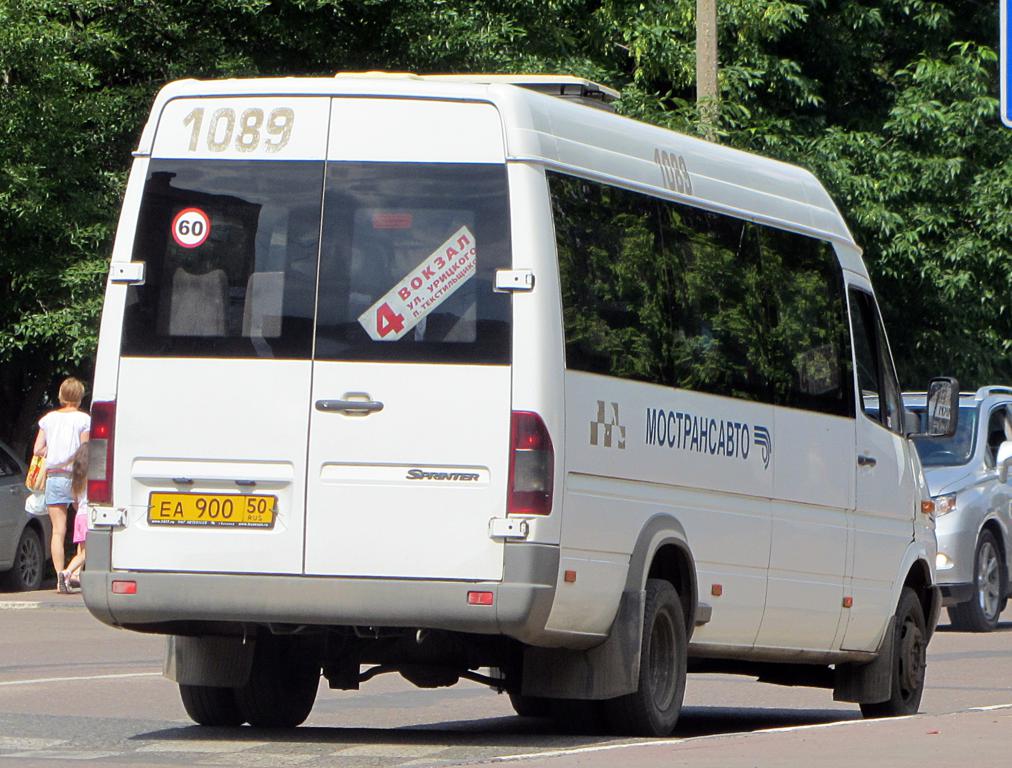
[0,440,52,591]
[905,386,1012,631]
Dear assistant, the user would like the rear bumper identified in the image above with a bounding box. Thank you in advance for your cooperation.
[81,529,559,645]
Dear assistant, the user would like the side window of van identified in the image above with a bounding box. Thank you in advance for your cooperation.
[849,288,903,432]
[757,229,853,417]
[122,160,323,359]
[551,172,852,417]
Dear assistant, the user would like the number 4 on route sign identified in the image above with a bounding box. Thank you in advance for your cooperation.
[1003,1,1012,127]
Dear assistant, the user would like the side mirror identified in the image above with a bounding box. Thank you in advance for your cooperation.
[998,440,1012,483]
[912,376,959,438]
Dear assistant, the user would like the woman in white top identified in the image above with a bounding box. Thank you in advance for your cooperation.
[33,377,91,593]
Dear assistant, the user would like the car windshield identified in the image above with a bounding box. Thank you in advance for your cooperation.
[910,404,979,466]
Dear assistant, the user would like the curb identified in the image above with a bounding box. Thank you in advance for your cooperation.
[0,597,86,610]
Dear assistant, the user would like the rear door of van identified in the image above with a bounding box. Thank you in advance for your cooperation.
[111,96,331,574]
[111,94,513,581]
[303,98,512,580]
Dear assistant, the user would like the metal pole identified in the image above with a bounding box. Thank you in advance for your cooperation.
[696,0,718,141]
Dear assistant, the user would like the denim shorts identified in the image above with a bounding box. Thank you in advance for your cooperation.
[44,474,73,506]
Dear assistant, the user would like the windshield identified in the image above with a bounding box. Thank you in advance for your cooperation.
[910,405,979,466]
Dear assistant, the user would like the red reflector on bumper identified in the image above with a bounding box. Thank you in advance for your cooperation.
[467,590,494,606]
[111,580,137,595]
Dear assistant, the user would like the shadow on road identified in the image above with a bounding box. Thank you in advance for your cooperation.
[935,620,1012,634]
[130,706,859,749]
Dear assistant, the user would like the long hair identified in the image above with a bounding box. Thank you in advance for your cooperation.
[71,444,89,502]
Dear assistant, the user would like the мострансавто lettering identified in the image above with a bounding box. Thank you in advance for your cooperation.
[645,408,751,460]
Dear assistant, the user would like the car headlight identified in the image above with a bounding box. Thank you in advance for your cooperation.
[933,493,957,516]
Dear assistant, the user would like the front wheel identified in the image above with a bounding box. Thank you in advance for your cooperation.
[603,579,687,736]
[860,587,927,718]
[947,530,1005,632]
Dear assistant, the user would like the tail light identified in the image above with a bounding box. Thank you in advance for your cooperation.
[507,411,554,516]
[88,401,116,505]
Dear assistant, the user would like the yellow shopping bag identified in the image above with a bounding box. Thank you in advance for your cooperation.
[25,455,46,493]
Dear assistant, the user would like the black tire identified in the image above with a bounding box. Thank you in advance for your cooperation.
[179,684,245,727]
[2,526,44,592]
[947,530,1005,632]
[603,579,686,736]
[861,587,927,718]
[508,691,550,718]
[235,637,320,728]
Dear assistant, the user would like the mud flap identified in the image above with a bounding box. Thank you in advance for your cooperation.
[164,635,256,687]
[833,617,895,704]
[521,589,644,700]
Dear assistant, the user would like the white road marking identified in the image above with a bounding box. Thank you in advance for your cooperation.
[2,751,120,760]
[0,671,160,688]
[491,713,921,763]
[334,744,451,758]
[757,715,913,733]
[0,602,40,610]
[0,737,66,750]
[968,703,1012,712]
[137,740,266,753]
[492,739,683,762]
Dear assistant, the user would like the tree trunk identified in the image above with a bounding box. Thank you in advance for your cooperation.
[696,0,719,141]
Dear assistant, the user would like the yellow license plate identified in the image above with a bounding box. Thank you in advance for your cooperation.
[148,493,276,529]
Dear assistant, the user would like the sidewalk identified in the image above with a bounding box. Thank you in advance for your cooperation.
[0,579,87,609]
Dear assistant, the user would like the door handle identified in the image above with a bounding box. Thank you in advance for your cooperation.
[315,398,384,415]
[858,454,877,467]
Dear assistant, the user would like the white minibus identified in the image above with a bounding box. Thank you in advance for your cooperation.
[83,72,958,736]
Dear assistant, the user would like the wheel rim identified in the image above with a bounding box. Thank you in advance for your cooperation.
[647,609,677,712]
[896,614,925,702]
[976,540,1002,621]
[16,532,41,588]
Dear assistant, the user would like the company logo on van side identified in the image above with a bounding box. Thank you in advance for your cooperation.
[405,469,480,482]
[591,400,626,449]
[645,408,773,470]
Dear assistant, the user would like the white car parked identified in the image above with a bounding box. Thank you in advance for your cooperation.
[906,387,1012,631]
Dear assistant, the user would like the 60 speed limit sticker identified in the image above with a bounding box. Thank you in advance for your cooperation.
[171,207,211,248]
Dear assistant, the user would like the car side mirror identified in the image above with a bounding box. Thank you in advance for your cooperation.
[998,440,1012,483]
[911,376,959,438]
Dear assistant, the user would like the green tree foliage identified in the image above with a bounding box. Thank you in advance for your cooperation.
[1,0,1010,447]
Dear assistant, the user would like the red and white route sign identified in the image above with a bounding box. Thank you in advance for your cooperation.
[358,225,477,341]
[171,207,211,249]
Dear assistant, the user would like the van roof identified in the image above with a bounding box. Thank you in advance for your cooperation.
[139,73,864,274]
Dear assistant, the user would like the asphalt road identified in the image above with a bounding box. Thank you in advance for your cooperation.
[1,585,1010,767]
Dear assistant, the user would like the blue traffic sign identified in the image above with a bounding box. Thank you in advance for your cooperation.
[1004,1,1012,126]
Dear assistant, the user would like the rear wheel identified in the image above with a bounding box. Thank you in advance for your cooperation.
[861,587,927,718]
[603,579,686,736]
[235,636,320,728]
[179,684,245,727]
[947,530,1004,632]
[2,526,44,592]
[508,691,550,718]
